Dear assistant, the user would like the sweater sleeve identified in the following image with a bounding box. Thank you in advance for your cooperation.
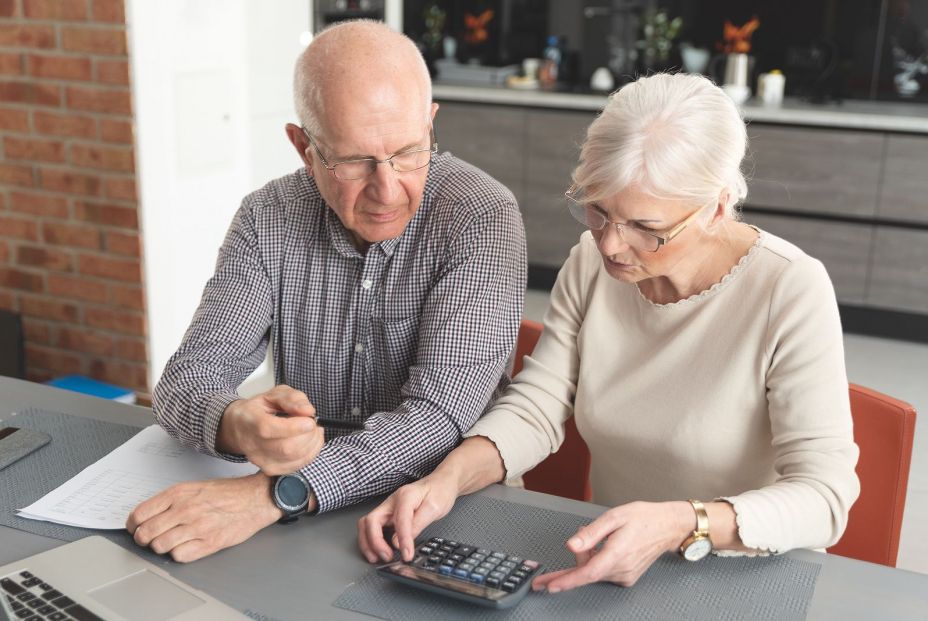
[720,255,860,553]
[464,233,597,478]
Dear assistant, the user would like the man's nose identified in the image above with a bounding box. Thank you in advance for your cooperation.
[366,161,401,204]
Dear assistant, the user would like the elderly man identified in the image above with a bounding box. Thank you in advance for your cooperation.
[126,21,526,562]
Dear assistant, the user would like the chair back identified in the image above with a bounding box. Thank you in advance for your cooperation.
[828,383,916,567]
[515,319,593,502]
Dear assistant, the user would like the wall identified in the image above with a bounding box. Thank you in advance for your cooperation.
[0,0,147,393]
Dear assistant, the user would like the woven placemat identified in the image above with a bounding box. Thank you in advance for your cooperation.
[334,494,821,621]
[0,407,170,565]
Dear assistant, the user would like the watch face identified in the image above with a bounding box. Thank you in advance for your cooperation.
[276,475,309,511]
[683,537,712,561]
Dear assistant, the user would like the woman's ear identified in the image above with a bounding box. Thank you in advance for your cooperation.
[708,190,731,229]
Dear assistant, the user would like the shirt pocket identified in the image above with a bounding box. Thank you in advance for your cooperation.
[369,315,421,398]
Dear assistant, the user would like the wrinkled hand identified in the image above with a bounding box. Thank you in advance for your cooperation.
[358,474,460,563]
[126,473,283,563]
[532,501,693,591]
[217,385,325,475]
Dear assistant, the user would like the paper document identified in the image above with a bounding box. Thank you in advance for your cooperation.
[18,425,258,529]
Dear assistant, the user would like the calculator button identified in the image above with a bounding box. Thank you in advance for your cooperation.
[512,570,528,580]
[438,565,453,576]
[508,575,523,586]
[469,574,485,584]
[419,546,434,555]
[38,583,52,592]
[458,546,474,556]
[523,559,539,569]
[452,568,469,579]
[501,561,517,569]
[472,567,490,576]
[18,573,33,580]
[478,562,496,570]
[429,538,444,545]
[458,563,475,573]
[501,580,518,592]
[507,556,523,564]
[477,548,490,555]
[490,552,506,560]
[470,553,486,562]
[450,554,464,562]
[440,545,454,553]
[22,578,42,588]
[428,555,442,564]
[486,577,501,588]
[42,590,62,601]
[518,564,534,574]
[38,605,56,615]
[489,570,507,581]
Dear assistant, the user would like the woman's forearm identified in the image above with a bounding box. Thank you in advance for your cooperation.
[432,436,506,496]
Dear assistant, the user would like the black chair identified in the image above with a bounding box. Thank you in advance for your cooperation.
[0,310,25,379]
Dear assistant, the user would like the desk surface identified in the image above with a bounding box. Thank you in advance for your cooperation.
[2,376,927,620]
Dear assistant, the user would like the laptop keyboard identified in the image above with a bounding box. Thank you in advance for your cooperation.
[1,571,103,621]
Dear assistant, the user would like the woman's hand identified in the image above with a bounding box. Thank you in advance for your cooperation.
[533,501,694,591]
[358,472,461,563]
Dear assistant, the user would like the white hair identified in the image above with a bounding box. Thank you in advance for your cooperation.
[293,20,432,139]
[572,73,748,219]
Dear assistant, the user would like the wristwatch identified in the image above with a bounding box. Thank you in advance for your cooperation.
[679,499,712,561]
[272,473,312,524]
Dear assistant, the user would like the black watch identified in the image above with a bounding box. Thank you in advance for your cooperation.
[272,473,311,524]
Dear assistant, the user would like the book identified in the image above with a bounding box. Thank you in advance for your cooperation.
[46,375,137,405]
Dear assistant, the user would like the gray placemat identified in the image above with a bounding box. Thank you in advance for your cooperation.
[334,494,821,621]
[0,407,170,565]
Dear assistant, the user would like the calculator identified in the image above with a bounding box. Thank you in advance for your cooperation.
[377,537,544,609]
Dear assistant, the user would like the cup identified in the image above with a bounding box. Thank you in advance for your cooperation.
[757,71,785,106]
[522,58,540,80]
[723,53,750,87]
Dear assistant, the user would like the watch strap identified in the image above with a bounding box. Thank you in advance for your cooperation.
[687,499,709,536]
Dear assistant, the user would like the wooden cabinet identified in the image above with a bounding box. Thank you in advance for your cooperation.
[867,229,928,313]
[747,126,884,218]
[878,135,928,224]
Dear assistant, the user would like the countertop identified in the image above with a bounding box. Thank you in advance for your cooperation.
[432,83,928,134]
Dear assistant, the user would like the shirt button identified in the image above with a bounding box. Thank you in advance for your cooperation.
[361,279,372,290]
[355,343,364,352]
[351,407,361,416]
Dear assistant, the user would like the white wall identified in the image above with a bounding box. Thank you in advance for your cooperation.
[127,0,311,393]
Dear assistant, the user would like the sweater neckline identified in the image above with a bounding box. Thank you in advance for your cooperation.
[634,227,764,310]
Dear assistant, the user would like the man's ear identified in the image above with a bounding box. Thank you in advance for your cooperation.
[430,101,439,122]
[285,123,313,172]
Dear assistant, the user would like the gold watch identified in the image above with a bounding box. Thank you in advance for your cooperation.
[679,499,712,561]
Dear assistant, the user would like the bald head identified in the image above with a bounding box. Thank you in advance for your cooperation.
[293,20,432,141]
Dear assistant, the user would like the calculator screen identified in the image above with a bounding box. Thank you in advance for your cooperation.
[381,562,509,601]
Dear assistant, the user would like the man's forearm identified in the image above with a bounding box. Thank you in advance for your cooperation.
[215,401,243,455]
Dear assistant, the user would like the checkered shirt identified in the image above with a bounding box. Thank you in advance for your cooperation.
[152,153,527,512]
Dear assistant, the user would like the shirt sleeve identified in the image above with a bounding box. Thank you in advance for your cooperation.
[151,198,273,461]
[464,233,597,479]
[719,255,860,553]
[299,201,527,512]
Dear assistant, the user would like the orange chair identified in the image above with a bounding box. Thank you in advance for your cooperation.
[827,384,916,567]
[514,321,916,567]
[514,319,593,502]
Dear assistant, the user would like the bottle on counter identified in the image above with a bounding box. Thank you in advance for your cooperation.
[539,35,561,88]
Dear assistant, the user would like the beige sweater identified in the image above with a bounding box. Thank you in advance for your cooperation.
[467,230,860,553]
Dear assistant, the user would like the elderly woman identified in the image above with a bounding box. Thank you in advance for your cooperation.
[357,73,860,591]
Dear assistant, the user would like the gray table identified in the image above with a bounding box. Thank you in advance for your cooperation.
[2,376,926,620]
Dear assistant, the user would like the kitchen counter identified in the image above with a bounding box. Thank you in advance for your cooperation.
[432,83,928,134]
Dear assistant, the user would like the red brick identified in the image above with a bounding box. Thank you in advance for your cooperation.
[4,136,65,163]
[0,52,23,75]
[103,177,135,201]
[74,200,136,228]
[0,80,60,106]
[40,168,102,196]
[0,215,39,240]
[0,107,30,131]
[43,221,100,249]
[0,268,43,291]
[78,253,138,282]
[104,230,139,256]
[70,143,133,172]
[0,0,19,17]
[56,326,114,356]
[0,238,8,262]
[23,0,88,20]
[34,110,96,138]
[0,289,17,311]
[99,118,131,143]
[91,0,123,23]
[89,358,147,392]
[0,24,56,48]
[108,283,142,309]
[28,54,92,81]
[21,295,80,321]
[48,272,107,302]
[61,27,126,55]
[26,344,83,376]
[115,337,146,362]
[16,245,72,271]
[10,191,68,218]
[66,85,131,115]
[0,163,34,187]
[85,306,143,335]
[26,369,53,383]
[95,58,128,85]
[22,318,51,345]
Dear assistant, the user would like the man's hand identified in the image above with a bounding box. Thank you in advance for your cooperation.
[358,473,460,563]
[126,473,284,563]
[217,385,325,475]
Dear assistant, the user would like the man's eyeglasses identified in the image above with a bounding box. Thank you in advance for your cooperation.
[302,126,438,181]
[565,185,708,252]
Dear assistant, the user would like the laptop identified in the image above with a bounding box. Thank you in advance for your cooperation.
[0,536,245,620]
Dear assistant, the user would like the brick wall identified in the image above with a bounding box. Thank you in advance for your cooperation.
[0,0,148,394]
